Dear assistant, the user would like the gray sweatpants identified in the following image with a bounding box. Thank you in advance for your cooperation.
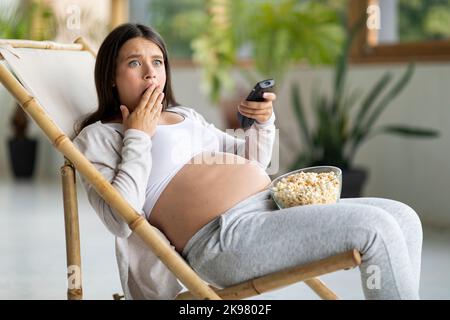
[181,189,423,300]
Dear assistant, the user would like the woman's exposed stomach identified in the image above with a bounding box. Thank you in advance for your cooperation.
[148,151,271,253]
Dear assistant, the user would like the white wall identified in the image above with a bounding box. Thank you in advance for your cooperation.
[1,62,449,228]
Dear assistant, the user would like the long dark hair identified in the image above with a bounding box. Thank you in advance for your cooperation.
[76,23,178,135]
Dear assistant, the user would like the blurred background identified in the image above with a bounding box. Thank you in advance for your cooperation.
[0,0,449,299]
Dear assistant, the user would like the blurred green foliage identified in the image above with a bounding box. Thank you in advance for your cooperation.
[0,0,56,40]
[144,0,450,105]
[191,0,345,103]
[0,0,57,139]
[145,0,346,103]
[149,0,207,58]
[399,0,450,42]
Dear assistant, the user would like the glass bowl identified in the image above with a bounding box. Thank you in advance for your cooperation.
[269,166,342,209]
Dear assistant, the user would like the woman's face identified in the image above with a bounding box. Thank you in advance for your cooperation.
[115,37,166,111]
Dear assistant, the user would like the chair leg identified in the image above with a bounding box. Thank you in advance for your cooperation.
[112,293,125,300]
[304,278,339,300]
[61,159,83,300]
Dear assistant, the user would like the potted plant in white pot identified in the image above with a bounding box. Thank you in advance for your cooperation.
[286,26,440,197]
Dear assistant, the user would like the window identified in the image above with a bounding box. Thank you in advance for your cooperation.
[151,0,207,59]
[129,0,206,60]
[349,0,450,63]
[141,0,450,64]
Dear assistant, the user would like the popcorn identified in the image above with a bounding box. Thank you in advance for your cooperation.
[271,171,340,208]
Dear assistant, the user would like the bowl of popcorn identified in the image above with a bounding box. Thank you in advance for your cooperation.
[270,166,342,209]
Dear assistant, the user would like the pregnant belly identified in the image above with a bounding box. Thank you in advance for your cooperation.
[149,151,271,253]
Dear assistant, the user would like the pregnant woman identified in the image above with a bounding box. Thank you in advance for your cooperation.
[74,23,423,300]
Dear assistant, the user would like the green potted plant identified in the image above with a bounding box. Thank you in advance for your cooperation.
[191,0,344,128]
[286,26,440,197]
[1,0,56,179]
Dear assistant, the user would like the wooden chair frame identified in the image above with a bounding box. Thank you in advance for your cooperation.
[0,38,361,300]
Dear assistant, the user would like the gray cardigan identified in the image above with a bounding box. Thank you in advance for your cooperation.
[73,105,276,299]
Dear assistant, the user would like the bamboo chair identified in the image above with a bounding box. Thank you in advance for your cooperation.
[0,38,361,300]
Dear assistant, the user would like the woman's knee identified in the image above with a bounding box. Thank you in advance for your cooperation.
[343,205,404,252]
[344,197,422,234]
[388,199,421,224]
[345,204,398,229]
[375,198,423,237]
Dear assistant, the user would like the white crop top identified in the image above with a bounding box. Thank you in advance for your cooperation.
[100,107,275,219]
[141,114,220,218]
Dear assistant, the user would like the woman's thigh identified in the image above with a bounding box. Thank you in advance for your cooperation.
[192,200,406,287]
[339,197,423,255]
[340,197,421,231]
[340,197,423,282]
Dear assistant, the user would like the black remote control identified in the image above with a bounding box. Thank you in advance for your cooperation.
[237,79,275,128]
